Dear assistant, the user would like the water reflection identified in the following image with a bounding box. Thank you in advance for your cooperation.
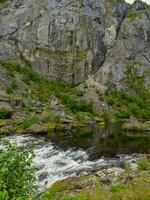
[50,124,150,157]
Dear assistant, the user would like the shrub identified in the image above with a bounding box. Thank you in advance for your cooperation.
[137,158,150,170]
[60,95,93,114]
[0,0,7,3]
[0,139,36,199]
[110,184,125,193]
[6,80,18,94]
[105,88,150,121]
[0,108,11,119]
[101,112,111,123]
[21,115,39,129]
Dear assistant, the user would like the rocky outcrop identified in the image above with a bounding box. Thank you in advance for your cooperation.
[0,0,149,89]
[41,157,150,200]
[123,117,150,131]
[94,1,150,92]
[0,0,133,86]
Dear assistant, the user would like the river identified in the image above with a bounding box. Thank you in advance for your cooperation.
[6,125,150,194]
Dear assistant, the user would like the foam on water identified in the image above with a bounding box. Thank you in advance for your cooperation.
[6,135,137,193]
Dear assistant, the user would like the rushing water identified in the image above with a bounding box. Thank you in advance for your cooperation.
[6,125,150,193]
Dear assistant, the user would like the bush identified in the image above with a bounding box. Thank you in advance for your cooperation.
[105,88,150,121]
[6,80,18,94]
[60,95,93,114]
[21,115,39,129]
[101,112,111,123]
[0,140,36,199]
[0,0,7,3]
[0,108,11,119]
[138,158,150,170]
[110,184,125,193]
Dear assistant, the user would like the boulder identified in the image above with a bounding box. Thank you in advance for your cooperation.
[0,102,13,119]
[106,167,125,176]
[123,117,150,131]
[26,123,47,134]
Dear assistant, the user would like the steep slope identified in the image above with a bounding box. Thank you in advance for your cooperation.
[94,1,150,92]
[0,0,150,134]
[0,0,129,84]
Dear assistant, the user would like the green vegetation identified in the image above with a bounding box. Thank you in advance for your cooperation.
[105,87,150,121]
[127,9,143,21]
[0,60,95,122]
[101,112,111,123]
[20,115,39,129]
[35,48,88,60]
[0,0,7,3]
[123,60,149,95]
[59,95,93,114]
[0,140,36,199]
[6,80,18,94]
[0,60,41,85]
[118,32,129,40]
[41,165,150,200]
[0,107,11,120]
[110,184,125,193]
[0,59,149,126]
[138,157,150,170]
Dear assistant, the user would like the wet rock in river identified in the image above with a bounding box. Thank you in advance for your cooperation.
[39,172,49,182]
[106,167,125,176]
[95,171,107,181]
[95,167,125,183]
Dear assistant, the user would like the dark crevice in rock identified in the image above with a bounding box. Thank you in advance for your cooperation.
[115,4,130,39]
[142,53,150,64]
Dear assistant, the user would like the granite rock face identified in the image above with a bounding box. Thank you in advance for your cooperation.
[94,1,150,92]
[0,0,149,89]
[0,0,126,84]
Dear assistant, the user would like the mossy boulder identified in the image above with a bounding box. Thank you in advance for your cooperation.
[0,102,13,119]
[0,119,12,128]
[45,122,65,135]
[41,175,100,200]
[26,123,47,134]
[123,117,150,131]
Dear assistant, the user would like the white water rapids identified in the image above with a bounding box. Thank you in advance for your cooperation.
[7,134,137,194]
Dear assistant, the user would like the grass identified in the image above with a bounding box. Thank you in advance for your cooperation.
[20,115,39,129]
[1,60,149,123]
[0,0,7,3]
[59,94,93,114]
[138,157,150,170]
[105,88,150,121]
[41,157,150,200]
[6,80,18,94]
[41,171,150,200]
[0,60,95,123]
[110,184,125,193]
[0,107,10,119]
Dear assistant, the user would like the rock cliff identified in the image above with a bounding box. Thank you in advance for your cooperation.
[0,0,149,89]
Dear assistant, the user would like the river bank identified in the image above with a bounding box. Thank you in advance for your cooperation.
[41,164,150,200]
[6,128,150,198]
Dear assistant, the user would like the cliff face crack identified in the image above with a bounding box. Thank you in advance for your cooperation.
[115,4,129,40]
[142,53,150,63]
